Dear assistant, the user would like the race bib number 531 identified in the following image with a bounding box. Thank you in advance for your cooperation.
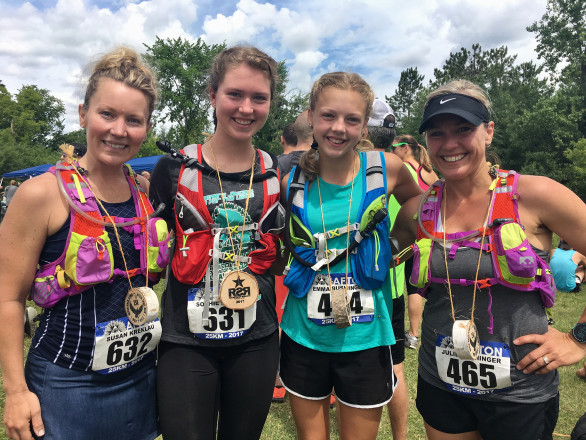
[435,334,512,396]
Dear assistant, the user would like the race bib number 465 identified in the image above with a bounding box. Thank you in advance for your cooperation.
[435,334,512,396]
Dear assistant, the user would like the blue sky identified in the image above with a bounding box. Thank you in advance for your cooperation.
[0,0,548,132]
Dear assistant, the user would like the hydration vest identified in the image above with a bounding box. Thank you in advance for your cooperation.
[283,151,392,298]
[31,162,171,308]
[410,169,556,308]
[171,144,283,288]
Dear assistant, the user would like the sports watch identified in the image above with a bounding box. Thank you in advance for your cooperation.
[571,323,586,344]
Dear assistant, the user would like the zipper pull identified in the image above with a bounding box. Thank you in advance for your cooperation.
[179,201,184,219]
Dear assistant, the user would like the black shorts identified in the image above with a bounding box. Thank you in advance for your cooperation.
[404,257,418,295]
[390,295,405,364]
[416,376,559,440]
[279,332,395,408]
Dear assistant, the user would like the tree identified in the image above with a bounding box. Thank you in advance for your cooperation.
[386,67,424,121]
[527,0,586,135]
[4,85,65,148]
[143,37,226,148]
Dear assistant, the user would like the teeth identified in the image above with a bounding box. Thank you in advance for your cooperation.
[104,141,126,149]
[235,119,253,125]
[443,154,465,162]
[328,137,344,145]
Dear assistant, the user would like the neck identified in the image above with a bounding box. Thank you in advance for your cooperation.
[443,167,494,200]
[203,132,255,173]
[75,158,131,203]
[319,150,359,186]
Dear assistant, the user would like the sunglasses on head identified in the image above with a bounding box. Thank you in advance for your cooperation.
[391,142,408,150]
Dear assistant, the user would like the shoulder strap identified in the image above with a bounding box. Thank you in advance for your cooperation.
[489,169,520,224]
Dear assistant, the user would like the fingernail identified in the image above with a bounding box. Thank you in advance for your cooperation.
[37,428,45,436]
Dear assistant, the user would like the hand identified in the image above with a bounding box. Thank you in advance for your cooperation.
[3,390,44,440]
[514,327,586,374]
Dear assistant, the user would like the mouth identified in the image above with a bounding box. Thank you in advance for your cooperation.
[327,136,345,146]
[103,140,127,150]
[442,153,466,163]
[234,118,253,126]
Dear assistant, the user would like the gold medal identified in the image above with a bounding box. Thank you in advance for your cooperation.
[219,270,259,309]
[125,287,159,326]
[452,319,480,360]
[330,282,351,328]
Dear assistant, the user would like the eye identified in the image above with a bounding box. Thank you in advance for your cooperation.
[457,126,472,134]
[427,130,443,138]
[228,91,240,97]
[127,117,142,125]
[347,117,361,125]
[253,95,268,102]
[100,111,113,118]
[321,112,334,120]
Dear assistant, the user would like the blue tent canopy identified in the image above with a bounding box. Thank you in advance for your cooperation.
[2,155,163,179]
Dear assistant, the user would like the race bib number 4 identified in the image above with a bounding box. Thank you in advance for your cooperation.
[187,288,256,339]
[307,273,374,326]
[92,316,161,375]
[435,334,512,396]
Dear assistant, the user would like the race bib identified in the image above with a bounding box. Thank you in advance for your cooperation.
[92,316,161,375]
[307,273,374,326]
[187,287,256,339]
[435,334,512,396]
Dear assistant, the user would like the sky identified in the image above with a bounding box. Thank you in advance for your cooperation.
[0,0,548,132]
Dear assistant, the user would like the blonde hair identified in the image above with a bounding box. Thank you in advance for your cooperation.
[425,79,492,115]
[394,134,434,172]
[300,72,374,181]
[83,47,158,122]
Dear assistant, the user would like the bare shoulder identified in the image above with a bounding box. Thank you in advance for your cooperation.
[517,174,584,212]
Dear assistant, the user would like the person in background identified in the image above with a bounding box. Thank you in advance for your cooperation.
[365,98,411,440]
[280,122,298,156]
[278,110,314,176]
[392,79,586,440]
[279,72,421,440]
[150,45,283,440]
[549,239,585,293]
[391,134,438,350]
[0,46,162,440]
[3,180,19,207]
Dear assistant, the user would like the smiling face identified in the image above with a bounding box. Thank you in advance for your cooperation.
[79,77,151,168]
[425,114,494,181]
[309,86,368,160]
[210,63,271,144]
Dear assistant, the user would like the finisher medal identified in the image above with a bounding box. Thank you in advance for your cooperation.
[219,270,259,310]
[125,287,159,326]
[452,319,480,360]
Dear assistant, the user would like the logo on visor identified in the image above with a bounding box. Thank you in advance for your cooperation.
[440,98,456,104]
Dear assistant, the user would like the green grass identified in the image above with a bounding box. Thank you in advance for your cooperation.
[2,286,585,440]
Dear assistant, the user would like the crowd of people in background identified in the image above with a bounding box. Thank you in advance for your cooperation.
[1,42,585,440]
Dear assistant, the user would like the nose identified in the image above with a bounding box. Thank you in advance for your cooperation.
[239,98,253,114]
[332,117,345,133]
[110,118,127,137]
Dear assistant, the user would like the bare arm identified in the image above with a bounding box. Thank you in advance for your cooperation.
[514,175,586,373]
[0,174,66,439]
[384,153,422,205]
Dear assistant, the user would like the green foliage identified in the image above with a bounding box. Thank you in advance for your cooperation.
[527,0,586,135]
[386,67,424,121]
[0,131,61,177]
[9,85,65,149]
[143,37,227,149]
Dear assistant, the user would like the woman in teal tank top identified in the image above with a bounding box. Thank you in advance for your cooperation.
[279,72,421,440]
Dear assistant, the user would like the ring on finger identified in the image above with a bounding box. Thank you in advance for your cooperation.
[543,355,550,365]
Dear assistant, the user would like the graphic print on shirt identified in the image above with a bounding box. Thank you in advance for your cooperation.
[187,191,258,339]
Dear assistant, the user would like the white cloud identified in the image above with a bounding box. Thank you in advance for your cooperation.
[0,0,548,134]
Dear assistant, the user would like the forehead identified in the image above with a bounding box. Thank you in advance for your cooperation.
[314,87,366,113]
[221,64,271,92]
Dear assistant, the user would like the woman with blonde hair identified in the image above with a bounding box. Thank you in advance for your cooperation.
[392,79,586,440]
[279,72,421,440]
[0,47,164,440]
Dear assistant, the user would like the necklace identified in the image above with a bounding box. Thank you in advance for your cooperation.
[208,139,259,310]
[442,178,497,359]
[72,164,159,327]
[317,153,357,329]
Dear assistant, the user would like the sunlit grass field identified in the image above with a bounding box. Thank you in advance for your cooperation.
[1,285,584,439]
